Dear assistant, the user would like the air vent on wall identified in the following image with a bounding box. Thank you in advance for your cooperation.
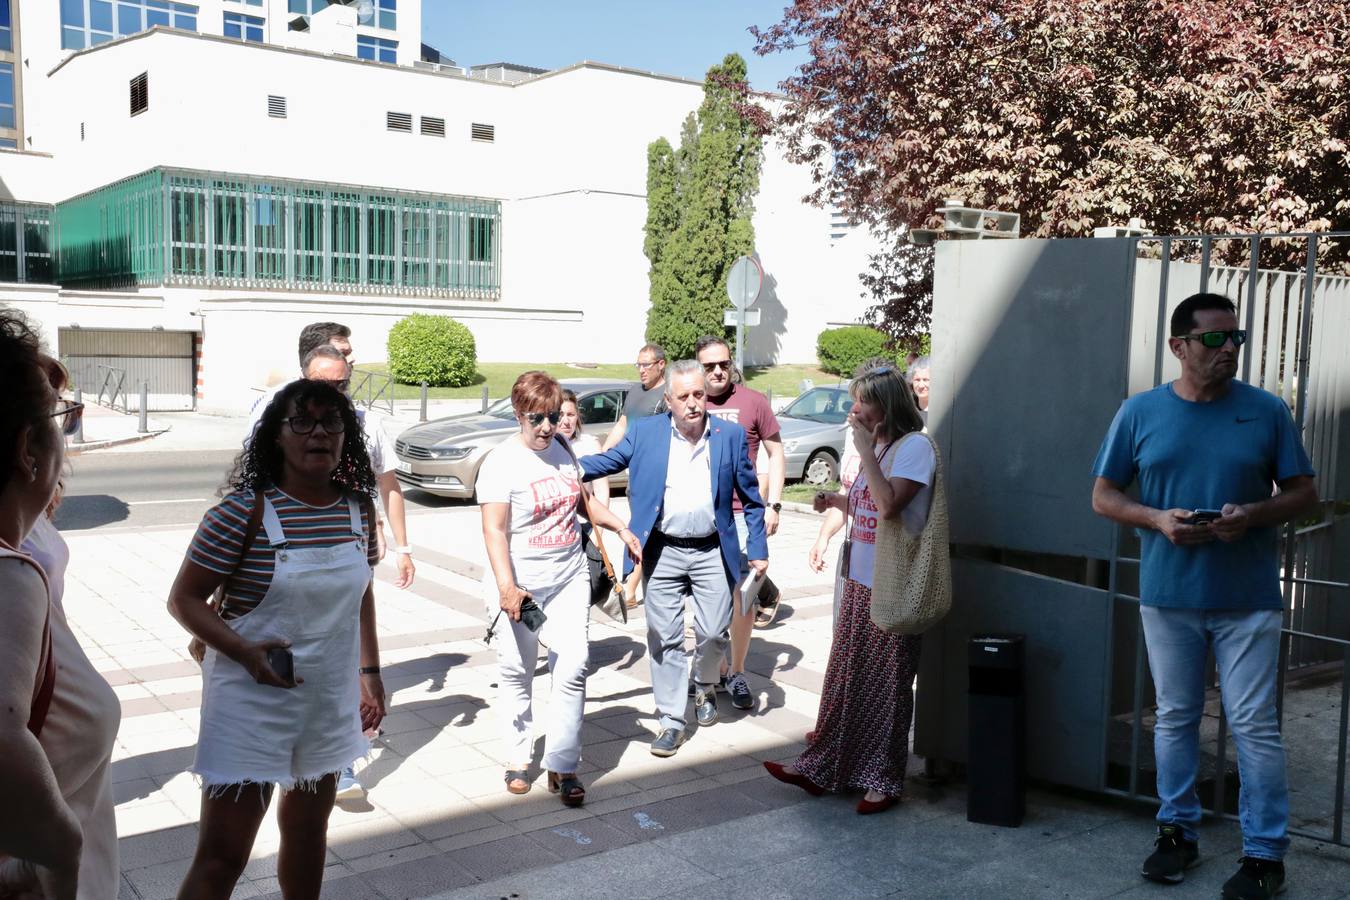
[130,72,149,117]
[387,111,412,133]
[268,95,287,118]
[471,122,495,142]
[420,116,445,137]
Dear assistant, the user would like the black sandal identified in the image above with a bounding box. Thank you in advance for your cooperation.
[547,771,586,807]
[505,769,531,795]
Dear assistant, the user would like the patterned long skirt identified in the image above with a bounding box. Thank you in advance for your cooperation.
[794,577,923,797]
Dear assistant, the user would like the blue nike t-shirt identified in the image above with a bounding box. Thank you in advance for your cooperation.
[1092,380,1314,610]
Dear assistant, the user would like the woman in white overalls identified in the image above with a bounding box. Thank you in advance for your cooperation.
[168,380,386,900]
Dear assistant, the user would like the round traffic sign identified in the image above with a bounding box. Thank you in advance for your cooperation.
[726,255,763,311]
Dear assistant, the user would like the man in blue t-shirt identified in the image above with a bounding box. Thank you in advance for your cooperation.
[1091,293,1316,900]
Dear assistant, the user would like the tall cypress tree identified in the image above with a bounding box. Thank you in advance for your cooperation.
[644,53,762,361]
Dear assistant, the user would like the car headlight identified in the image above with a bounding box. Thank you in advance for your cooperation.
[782,439,800,453]
[430,445,474,460]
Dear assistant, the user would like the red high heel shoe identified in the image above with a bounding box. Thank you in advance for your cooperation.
[856,794,900,815]
[763,761,826,797]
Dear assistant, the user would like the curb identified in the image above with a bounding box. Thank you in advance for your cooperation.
[67,429,170,455]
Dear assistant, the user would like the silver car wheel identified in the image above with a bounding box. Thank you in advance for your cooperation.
[803,450,838,486]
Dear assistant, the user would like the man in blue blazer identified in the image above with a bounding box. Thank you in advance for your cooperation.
[580,360,768,757]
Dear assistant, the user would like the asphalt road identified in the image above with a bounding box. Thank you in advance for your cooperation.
[55,449,468,532]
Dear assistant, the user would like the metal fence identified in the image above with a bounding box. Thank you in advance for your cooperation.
[1107,232,1350,847]
[349,367,397,417]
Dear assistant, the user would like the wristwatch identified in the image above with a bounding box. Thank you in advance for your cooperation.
[769,502,782,513]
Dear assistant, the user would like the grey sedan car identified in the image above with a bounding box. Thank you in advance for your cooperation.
[775,384,852,486]
[393,378,631,500]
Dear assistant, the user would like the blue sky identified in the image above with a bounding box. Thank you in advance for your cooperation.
[419,1,809,92]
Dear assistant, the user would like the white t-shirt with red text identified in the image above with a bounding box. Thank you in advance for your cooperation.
[846,436,936,589]
[477,437,585,590]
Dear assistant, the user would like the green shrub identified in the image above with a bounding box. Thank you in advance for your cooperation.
[816,325,890,376]
[386,314,477,387]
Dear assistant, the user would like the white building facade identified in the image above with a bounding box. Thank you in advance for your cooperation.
[0,0,878,412]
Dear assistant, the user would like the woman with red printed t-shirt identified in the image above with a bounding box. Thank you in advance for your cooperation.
[479,372,640,808]
[767,367,933,815]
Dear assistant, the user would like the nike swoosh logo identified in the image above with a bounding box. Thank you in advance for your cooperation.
[1235,416,1259,423]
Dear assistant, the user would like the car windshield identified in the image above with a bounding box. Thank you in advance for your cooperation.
[782,387,851,424]
[486,397,516,419]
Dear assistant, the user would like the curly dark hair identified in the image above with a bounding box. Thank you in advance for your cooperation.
[223,379,377,500]
[0,310,65,496]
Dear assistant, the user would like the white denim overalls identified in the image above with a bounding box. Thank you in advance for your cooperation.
[192,493,370,791]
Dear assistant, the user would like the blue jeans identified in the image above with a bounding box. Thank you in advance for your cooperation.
[1140,606,1289,861]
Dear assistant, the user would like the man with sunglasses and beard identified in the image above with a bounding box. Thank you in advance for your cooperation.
[1091,293,1317,900]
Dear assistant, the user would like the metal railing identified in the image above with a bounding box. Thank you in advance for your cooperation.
[1104,230,1350,847]
[95,365,129,413]
[349,367,396,416]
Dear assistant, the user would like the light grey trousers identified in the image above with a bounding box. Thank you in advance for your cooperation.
[642,537,732,732]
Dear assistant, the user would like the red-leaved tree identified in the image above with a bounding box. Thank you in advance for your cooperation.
[752,0,1350,349]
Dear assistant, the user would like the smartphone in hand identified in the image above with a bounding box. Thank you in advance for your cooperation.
[265,646,295,686]
[1185,509,1223,526]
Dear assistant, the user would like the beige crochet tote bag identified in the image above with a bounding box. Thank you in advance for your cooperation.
[869,431,952,635]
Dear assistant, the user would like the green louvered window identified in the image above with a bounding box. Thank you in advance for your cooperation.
[54,168,501,296]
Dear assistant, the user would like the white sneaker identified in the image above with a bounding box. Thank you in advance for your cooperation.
[335,767,364,800]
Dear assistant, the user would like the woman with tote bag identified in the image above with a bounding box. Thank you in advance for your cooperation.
[765,366,947,814]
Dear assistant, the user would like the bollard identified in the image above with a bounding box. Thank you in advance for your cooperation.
[72,387,85,444]
[481,385,489,414]
[419,381,429,422]
[137,382,149,434]
[767,387,774,410]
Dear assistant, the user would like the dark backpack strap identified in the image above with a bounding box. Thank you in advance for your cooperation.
[210,488,267,613]
[28,608,55,738]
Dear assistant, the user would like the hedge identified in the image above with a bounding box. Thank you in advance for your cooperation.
[816,325,890,376]
[386,314,477,387]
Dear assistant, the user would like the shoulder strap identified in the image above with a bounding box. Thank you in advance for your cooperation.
[556,435,623,584]
[210,488,266,614]
[29,613,55,738]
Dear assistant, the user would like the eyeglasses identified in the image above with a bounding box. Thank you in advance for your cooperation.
[635,361,662,370]
[284,414,345,435]
[702,360,732,373]
[525,410,562,427]
[1178,329,1248,349]
[45,400,85,437]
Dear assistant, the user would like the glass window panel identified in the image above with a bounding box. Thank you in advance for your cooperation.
[247,22,262,41]
[356,36,374,60]
[0,63,12,102]
[289,0,305,12]
[0,1,10,27]
[379,10,395,30]
[147,0,168,8]
[91,31,114,44]
[379,44,396,64]
[118,4,143,35]
[0,137,16,149]
[62,27,87,49]
[61,0,85,27]
[90,1,114,32]
[146,9,169,26]
[174,12,195,30]
[0,108,13,130]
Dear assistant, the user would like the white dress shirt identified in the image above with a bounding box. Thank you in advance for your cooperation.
[659,416,716,538]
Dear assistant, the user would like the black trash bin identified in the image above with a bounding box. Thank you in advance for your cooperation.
[967,633,1026,827]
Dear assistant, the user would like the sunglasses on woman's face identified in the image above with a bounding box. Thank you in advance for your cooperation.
[525,410,562,428]
[45,400,85,437]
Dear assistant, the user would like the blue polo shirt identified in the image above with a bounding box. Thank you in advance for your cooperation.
[1092,380,1313,610]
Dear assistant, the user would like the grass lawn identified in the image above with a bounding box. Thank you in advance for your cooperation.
[357,361,846,401]
[783,480,840,503]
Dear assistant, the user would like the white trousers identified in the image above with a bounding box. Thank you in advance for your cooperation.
[495,572,591,773]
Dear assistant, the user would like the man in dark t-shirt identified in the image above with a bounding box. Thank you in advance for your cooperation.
[695,336,785,714]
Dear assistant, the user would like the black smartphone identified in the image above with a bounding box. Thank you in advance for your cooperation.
[519,599,547,633]
[1185,509,1223,526]
[265,647,295,685]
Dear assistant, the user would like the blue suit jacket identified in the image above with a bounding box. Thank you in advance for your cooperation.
[579,412,768,587]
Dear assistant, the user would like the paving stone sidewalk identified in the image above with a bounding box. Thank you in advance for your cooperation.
[61,501,1350,899]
